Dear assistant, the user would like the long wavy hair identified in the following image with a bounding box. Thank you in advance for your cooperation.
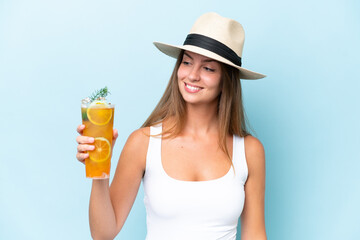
[142,50,250,161]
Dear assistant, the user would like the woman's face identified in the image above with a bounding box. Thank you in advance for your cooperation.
[177,51,222,106]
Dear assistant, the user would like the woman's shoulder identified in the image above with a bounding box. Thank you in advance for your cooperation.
[126,127,150,147]
[243,135,265,173]
[244,135,264,153]
[119,127,151,169]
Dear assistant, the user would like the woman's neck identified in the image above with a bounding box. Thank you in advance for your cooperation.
[182,102,219,137]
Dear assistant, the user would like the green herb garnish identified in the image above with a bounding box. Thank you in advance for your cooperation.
[89,86,110,102]
[81,107,88,121]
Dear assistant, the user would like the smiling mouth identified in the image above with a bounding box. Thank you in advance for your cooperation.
[185,83,202,91]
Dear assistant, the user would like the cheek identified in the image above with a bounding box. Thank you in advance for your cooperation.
[177,65,186,80]
[206,75,222,90]
[177,72,183,88]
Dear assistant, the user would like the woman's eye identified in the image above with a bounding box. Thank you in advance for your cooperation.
[204,67,215,72]
[182,61,190,65]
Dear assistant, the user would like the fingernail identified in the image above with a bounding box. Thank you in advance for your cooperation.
[89,137,94,143]
[89,145,95,150]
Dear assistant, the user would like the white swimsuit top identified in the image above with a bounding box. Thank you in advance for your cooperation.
[143,124,248,240]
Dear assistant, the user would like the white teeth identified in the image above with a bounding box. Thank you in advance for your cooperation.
[186,83,201,91]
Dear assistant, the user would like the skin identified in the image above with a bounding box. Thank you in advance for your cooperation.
[76,51,266,240]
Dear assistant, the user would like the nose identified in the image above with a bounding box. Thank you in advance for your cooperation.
[188,65,200,82]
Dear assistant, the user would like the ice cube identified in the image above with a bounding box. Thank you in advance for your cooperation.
[82,98,90,104]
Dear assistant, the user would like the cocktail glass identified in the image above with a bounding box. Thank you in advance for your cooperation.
[81,101,115,179]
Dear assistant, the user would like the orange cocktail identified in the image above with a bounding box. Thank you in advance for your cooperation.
[81,101,115,178]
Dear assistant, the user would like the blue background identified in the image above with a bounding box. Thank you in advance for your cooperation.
[1,0,359,239]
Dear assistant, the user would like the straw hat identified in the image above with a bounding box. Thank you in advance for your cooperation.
[154,12,266,80]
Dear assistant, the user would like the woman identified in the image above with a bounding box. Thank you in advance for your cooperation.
[76,12,267,240]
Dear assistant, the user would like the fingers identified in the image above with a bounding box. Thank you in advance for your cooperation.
[112,129,118,148]
[76,125,117,164]
[76,152,89,163]
[76,135,94,144]
[113,129,118,140]
[77,144,95,153]
[77,124,85,134]
[76,126,94,163]
[76,143,94,163]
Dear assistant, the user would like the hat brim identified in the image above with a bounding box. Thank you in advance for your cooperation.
[153,41,266,80]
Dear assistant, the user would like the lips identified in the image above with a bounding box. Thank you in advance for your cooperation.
[184,82,203,93]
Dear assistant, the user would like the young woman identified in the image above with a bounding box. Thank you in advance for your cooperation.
[76,12,267,240]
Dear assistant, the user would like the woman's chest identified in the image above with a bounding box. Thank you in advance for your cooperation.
[143,172,245,224]
[161,135,233,181]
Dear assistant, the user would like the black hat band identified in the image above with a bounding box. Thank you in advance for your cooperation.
[183,33,242,67]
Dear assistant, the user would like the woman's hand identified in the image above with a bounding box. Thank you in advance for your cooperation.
[76,124,119,164]
[76,124,94,164]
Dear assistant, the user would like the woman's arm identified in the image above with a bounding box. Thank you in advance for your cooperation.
[108,128,149,235]
[241,135,267,240]
[89,179,117,240]
[84,128,149,239]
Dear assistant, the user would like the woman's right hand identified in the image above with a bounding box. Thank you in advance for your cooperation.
[76,125,119,164]
[76,124,95,164]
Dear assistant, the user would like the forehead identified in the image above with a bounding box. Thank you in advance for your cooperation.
[183,51,218,63]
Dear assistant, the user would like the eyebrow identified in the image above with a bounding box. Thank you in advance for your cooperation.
[184,52,216,63]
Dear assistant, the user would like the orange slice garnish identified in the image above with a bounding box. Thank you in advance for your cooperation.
[87,101,112,126]
[89,137,111,162]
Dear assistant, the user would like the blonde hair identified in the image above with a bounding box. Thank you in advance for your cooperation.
[142,50,250,161]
